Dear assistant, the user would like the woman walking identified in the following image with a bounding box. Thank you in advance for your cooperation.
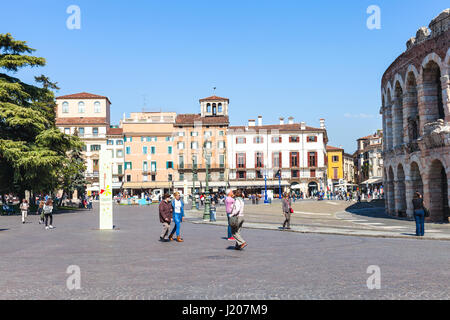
[37,200,45,224]
[169,192,185,242]
[43,199,55,230]
[412,191,425,237]
[20,199,29,224]
[281,193,292,230]
[225,189,235,241]
[229,190,247,250]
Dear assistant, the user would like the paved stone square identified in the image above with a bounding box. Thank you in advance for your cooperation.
[0,202,449,299]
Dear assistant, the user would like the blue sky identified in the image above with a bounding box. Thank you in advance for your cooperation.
[1,0,448,153]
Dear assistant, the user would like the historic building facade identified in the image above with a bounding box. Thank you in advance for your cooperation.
[55,92,112,194]
[381,9,450,221]
[106,126,124,194]
[173,96,229,194]
[121,112,177,194]
[353,131,384,188]
[227,117,328,196]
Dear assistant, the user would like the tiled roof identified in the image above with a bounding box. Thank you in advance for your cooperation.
[56,92,111,104]
[199,95,229,102]
[358,134,381,140]
[107,127,123,135]
[56,117,109,125]
[326,145,343,151]
[228,123,324,132]
[175,114,229,125]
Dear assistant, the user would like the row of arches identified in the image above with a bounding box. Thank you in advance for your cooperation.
[385,158,449,222]
[381,50,449,151]
[206,103,223,115]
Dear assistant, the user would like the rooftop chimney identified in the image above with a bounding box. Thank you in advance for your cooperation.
[257,115,262,126]
[300,122,306,130]
[248,119,256,127]
[279,117,284,125]
[320,118,325,129]
[288,116,294,125]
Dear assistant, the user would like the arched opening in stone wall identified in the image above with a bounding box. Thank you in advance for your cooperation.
[428,159,449,221]
[388,166,395,215]
[405,72,419,141]
[396,164,406,216]
[386,88,393,150]
[410,162,423,196]
[394,82,404,146]
[422,61,445,122]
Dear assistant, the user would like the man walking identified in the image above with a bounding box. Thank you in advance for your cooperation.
[159,193,172,242]
[229,190,247,250]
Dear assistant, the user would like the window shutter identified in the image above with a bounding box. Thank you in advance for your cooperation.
[279,152,282,168]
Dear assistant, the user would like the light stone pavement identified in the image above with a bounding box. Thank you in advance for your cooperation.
[0,202,449,300]
[189,199,450,240]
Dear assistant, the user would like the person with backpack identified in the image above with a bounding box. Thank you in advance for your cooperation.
[43,199,55,230]
[169,192,185,242]
[229,189,247,250]
[281,193,292,230]
[20,199,29,224]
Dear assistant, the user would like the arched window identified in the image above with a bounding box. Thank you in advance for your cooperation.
[212,103,217,115]
[78,101,85,113]
[218,103,222,113]
[206,103,211,113]
[94,101,101,113]
[62,101,69,113]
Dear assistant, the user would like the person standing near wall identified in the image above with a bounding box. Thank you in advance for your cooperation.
[412,192,426,237]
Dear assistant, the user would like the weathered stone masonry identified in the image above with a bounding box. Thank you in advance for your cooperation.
[381,9,450,222]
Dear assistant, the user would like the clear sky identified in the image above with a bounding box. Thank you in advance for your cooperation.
[1,0,448,153]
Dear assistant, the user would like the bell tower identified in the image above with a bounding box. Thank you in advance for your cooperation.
[199,95,229,117]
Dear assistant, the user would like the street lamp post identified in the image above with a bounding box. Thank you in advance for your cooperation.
[278,169,282,199]
[192,155,198,210]
[203,140,211,220]
[264,169,269,204]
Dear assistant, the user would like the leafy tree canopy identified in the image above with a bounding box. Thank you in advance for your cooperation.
[0,33,85,196]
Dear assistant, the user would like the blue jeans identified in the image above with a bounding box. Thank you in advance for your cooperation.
[414,209,425,236]
[227,215,232,238]
[170,213,182,237]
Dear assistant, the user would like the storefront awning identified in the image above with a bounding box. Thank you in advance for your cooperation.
[229,180,290,188]
[122,182,171,189]
[360,177,383,185]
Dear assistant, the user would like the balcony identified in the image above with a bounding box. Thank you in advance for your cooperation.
[142,169,157,175]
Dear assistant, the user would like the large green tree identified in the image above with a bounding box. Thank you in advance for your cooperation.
[0,33,85,197]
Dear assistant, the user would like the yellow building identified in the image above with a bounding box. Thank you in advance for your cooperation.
[326,146,344,190]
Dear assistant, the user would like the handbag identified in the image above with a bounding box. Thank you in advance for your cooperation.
[289,207,294,214]
[424,207,430,218]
